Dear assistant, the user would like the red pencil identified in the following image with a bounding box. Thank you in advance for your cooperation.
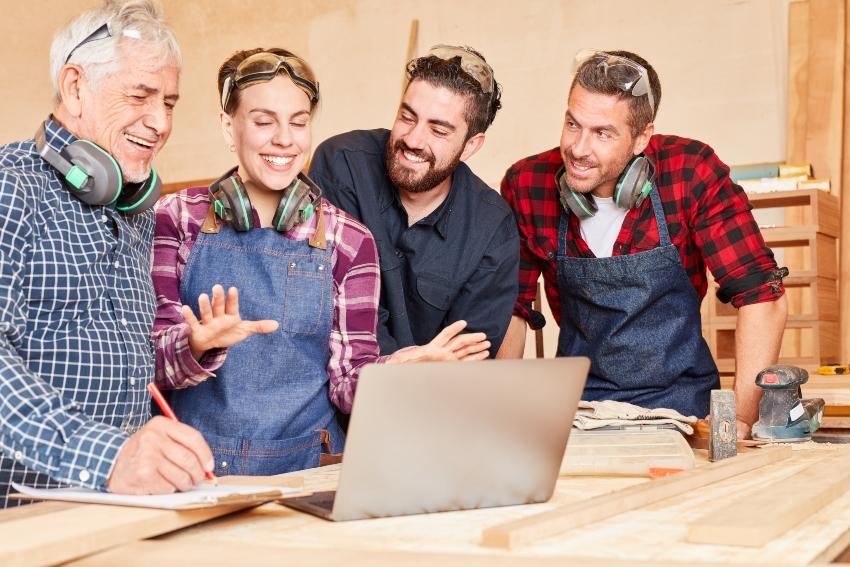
[146,382,217,484]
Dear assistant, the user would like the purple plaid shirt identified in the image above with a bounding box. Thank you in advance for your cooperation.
[151,187,385,413]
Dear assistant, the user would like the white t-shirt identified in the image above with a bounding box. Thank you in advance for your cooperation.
[579,196,628,258]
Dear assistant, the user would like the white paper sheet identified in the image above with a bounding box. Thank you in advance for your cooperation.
[11,482,301,509]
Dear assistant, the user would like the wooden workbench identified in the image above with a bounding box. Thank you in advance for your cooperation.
[0,442,841,566]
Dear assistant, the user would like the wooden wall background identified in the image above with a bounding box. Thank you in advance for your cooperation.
[786,0,849,362]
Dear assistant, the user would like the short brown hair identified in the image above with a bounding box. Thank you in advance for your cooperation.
[406,49,502,139]
[570,50,661,137]
[218,47,318,115]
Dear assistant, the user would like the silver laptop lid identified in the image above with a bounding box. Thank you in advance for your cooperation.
[330,357,589,520]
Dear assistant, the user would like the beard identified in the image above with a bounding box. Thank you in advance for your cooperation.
[384,137,462,194]
[561,147,634,195]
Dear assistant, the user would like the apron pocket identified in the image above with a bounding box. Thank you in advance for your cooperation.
[282,260,328,334]
[208,432,324,476]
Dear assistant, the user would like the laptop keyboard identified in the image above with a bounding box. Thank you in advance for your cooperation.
[305,490,336,511]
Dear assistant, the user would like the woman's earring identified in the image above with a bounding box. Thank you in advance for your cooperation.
[228,145,236,152]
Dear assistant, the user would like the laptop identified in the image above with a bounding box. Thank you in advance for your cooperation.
[282,357,589,521]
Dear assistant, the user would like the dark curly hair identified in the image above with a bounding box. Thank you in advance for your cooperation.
[406,48,502,139]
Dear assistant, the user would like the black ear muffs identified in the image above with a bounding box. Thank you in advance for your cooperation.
[34,121,160,214]
[613,155,655,210]
[271,175,320,232]
[209,169,321,233]
[556,166,597,219]
[556,155,656,219]
[209,168,254,231]
[117,170,162,214]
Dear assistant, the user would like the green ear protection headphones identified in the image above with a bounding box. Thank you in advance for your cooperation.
[208,167,321,233]
[557,155,656,219]
[34,121,161,214]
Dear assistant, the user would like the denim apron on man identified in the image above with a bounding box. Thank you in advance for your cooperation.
[169,203,344,475]
[556,187,719,418]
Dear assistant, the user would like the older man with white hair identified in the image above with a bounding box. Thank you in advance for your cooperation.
[0,0,214,507]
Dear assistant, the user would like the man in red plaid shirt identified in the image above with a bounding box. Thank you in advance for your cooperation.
[497,49,787,438]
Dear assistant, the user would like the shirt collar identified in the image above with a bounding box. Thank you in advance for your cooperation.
[383,162,465,240]
[42,115,80,154]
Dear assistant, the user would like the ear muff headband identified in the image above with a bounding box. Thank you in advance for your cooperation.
[272,176,319,232]
[556,167,597,220]
[116,169,162,213]
[557,156,656,219]
[613,155,655,210]
[35,121,159,214]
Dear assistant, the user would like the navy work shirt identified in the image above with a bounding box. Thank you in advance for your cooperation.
[310,129,519,356]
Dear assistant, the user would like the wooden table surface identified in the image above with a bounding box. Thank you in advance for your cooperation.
[41,442,850,567]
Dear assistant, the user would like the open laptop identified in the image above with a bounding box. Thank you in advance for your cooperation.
[282,357,589,521]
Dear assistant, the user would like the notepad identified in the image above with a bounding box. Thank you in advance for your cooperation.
[11,482,302,509]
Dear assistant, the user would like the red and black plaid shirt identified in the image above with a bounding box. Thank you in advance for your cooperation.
[501,134,784,329]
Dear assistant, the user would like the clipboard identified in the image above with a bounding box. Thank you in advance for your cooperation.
[10,482,303,510]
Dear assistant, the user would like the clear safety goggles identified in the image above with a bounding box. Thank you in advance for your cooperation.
[410,44,495,94]
[574,49,655,115]
[220,52,320,111]
[64,22,112,64]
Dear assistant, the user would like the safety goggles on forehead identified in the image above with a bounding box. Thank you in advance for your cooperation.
[220,52,320,111]
[412,44,495,94]
[574,49,655,116]
[64,22,112,64]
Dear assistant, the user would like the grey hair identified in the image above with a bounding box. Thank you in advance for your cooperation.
[49,0,181,103]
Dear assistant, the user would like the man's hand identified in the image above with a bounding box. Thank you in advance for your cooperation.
[736,418,752,440]
[184,284,279,360]
[387,320,491,363]
[107,416,215,494]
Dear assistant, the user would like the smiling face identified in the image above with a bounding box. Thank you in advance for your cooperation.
[221,74,311,193]
[559,84,652,198]
[385,79,483,195]
[75,45,179,183]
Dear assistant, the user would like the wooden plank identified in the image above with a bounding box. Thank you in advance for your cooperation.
[480,446,792,550]
[687,451,850,546]
[842,0,850,363]
[0,502,258,567]
[787,0,810,165]
[67,540,727,567]
[0,475,302,567]
[805,0,845,187]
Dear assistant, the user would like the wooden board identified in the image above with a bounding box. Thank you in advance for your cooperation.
[480,446,792,550]
[842,0,850,363]
[687,450,850,546]
[0,502,256,567]
[30,446,850,566]
[67,540,733,567]
[0,474,303,567]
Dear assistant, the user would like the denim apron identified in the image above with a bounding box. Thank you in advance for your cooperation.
[169,203,344,475]
[556,187,719,418]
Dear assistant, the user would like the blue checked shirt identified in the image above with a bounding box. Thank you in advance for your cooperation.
[0,118,156,507]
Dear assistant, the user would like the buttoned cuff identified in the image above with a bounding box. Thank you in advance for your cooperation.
[729,280,785,308]
[514,302,547,331]
[56,420,130,491]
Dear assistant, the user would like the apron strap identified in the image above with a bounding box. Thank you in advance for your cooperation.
[202,201,221,234]
[307,198,328,250]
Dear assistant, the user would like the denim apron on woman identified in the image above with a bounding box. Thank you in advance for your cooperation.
[169,203,344,475]
[556,187,719,418]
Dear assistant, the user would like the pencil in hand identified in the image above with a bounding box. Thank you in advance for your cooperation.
[146,382,218,486]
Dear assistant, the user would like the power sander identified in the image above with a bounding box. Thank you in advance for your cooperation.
[751,364,825,442]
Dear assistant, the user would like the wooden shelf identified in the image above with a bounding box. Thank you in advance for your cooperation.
[747,189,839,238]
